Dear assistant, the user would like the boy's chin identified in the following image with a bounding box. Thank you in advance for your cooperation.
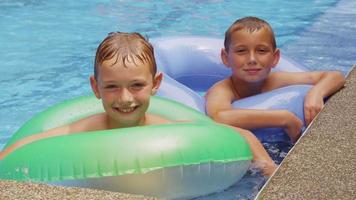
[109,112,146,128]
[244,74,269,83]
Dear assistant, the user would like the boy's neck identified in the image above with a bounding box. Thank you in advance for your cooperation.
[230,76,264,98]
[106,114,147,129]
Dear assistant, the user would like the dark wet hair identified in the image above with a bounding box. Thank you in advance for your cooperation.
[94,32,157,79]
[224,16,276,51]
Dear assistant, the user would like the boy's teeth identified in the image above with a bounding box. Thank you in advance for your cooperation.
[118,107,135,113]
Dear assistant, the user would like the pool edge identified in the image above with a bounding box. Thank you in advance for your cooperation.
[256,65,356,200]
[0,179,157,200]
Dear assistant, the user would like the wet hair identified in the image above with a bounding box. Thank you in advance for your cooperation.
[224,16,277,51]
[94,32,157,80]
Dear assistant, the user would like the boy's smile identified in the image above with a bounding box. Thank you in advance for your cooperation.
[244,68,263,76]
[112,101,139,114]
[222,28,279,84]
[114,106,137,113]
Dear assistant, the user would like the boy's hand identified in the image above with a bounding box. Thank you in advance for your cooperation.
[283,111,303,143]
[304,89,324,125]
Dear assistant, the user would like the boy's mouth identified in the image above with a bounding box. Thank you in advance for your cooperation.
[113,106,139,114]
[244,68,262,74]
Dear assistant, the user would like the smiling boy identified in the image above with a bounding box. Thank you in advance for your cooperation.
[0,32,169,159]
[205,17,345,143]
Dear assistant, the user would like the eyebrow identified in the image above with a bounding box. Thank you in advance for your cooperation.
[102,78,148,84]
[232,42,272,48]
[230,44,247,49]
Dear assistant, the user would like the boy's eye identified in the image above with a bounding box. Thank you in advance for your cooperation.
[257,47,270,54]
[131,83,145,90]
[105,85,118,90]
[235,49,247,54]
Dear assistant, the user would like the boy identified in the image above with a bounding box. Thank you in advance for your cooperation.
[0,32,277,176]
[0,32,166,158]
[205,17,345,143]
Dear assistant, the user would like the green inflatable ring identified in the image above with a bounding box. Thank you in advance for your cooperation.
[0,95,252,199]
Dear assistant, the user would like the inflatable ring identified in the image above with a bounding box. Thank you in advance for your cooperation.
[4,95,212,148]
[152,36,311,142]
[0,96,252,200]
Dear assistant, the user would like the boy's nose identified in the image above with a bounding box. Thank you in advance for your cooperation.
[119,88,134,103]
[247,52,257,65]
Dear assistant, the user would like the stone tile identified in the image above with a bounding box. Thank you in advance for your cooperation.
[256,66,356,200]
[0,179,157,200]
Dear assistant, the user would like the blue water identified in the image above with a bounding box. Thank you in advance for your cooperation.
[1,0,356,199]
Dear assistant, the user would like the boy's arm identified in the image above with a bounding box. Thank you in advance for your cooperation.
[303,71,345,125]
[205,81,303,143]
[226,125,277,176]
[0,115,101,160]
[269,71,345,124]
[210,108,303,143]
[0,125,71,160]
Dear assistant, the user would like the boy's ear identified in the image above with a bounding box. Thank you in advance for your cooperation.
[90,75,101,99]
[221,48,230,68]
[151,72,163,95]
[271,48,280,68]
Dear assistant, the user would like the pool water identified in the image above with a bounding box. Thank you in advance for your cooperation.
[1,0,355,199]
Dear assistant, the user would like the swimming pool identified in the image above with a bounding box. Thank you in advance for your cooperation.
[1,0,355,199]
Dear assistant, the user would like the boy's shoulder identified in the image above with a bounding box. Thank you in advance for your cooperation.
[264,71,312,91]
[263,71,288,90]
[205,77,237,105]
[69,113,109,133]
[145,114,174,126]
[208,77,235,92]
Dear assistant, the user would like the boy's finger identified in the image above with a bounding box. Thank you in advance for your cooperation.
[310,110,316,125]
[310,107,321,125]
[304,108,311,125]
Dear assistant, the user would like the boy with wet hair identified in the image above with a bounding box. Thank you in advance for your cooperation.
[1,32,277,176]
[205,16,345,143]
[0,32,167,158]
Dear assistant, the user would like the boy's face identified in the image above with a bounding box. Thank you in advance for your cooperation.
[222,28,280,84]
[90,58,161,128]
